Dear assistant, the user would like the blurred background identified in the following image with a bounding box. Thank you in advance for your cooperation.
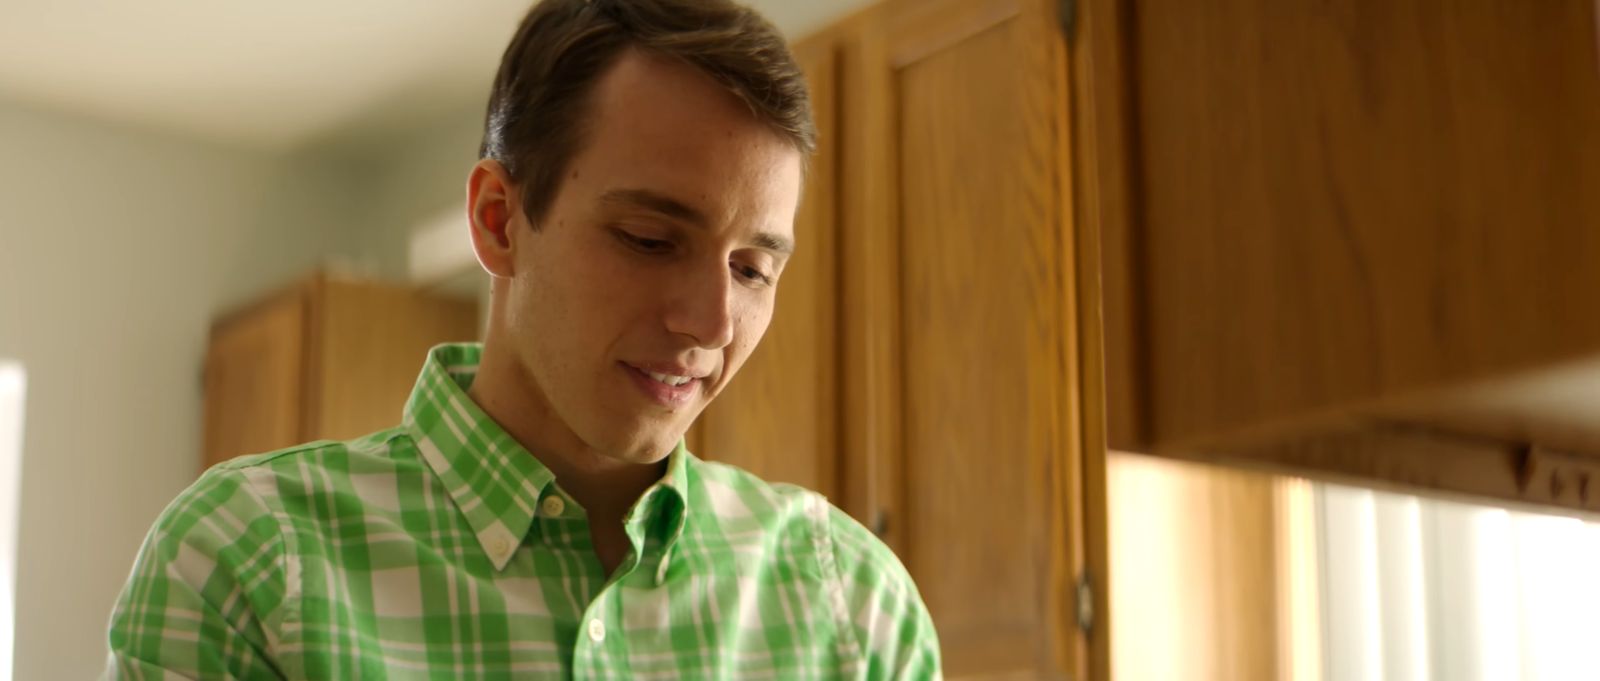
[4,0,1600,680]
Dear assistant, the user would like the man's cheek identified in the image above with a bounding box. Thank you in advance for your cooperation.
[720,337,759,386]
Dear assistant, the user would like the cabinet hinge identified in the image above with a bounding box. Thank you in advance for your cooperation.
[1059,0,1077,44]
[1075,572,1095,634]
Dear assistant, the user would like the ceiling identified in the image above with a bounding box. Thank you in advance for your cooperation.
[0,0,873,152]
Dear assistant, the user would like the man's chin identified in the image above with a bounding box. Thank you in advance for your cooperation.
[589,428,682,465]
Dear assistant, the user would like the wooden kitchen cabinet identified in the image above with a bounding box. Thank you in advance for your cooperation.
[852,0,1092,677]
[202,290,307,472]
[1090,0,1600,513]
[202,271,480,472]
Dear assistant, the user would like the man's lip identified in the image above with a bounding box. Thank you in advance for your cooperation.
[620,362,702,407]
[623,361,709,380]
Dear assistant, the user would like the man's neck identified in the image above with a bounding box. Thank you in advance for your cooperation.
[467,340,667,532]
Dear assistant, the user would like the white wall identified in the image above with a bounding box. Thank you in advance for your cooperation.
[341,99,486,281]
[345,100,492,324]
[0,99,366,680]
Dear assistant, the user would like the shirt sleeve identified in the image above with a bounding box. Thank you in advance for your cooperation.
[826,504,942,681]
[104,465,289,680]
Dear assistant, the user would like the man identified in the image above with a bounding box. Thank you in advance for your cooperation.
[104,0,940,678]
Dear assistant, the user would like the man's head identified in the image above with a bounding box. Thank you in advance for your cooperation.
[467,0,812,466]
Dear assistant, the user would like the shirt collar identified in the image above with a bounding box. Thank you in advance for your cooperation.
[402,343,692,571]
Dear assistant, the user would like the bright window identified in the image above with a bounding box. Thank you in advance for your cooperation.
[1317,483,1600,681]
[0,362,24,681]
[1108,452,1599,680]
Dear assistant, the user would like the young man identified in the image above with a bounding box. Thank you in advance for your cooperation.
[104,0,940,678]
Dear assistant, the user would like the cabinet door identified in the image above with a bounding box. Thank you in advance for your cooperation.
[305,277,480,442]
[1105,0,1600,470]
[202,291,306,470]
[845,0,1094,676]
[692,37,842,498]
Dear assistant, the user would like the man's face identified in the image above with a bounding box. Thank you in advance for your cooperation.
[497,50,802,464]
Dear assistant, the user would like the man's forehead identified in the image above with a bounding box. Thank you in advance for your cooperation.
[584,51,803,165]
[592,51,750,129]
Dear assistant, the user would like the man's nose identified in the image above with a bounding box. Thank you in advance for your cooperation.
[664,263,736,350]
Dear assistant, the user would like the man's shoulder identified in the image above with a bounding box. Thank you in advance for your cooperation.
[682,457,939,670]
[688,457,831,533]
[207,426,417,482]
[185,426,422,523]
[686,457,904,574]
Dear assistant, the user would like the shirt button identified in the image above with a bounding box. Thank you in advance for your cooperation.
[489,536,511,559]
[588,618,606,643]
[541,496,566,517]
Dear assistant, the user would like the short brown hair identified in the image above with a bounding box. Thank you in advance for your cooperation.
[480,0,815,227]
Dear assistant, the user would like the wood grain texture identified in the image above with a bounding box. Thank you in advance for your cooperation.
[1067,0,1136,677]
[1107,453,1284,681]
[1073,0,1144,455]
[202,289,306,470]
[1037,0,1101,677]
[839,2,907,553]
[694,37,842,498]
[306,276,480,441]
[886,0,1079,675]
[1102,0,1600,502]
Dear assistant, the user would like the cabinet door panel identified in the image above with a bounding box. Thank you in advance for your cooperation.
[880,0,1082,676]
[1118,0,1600,452]
[308,279,479,441]
[203,293,305,469]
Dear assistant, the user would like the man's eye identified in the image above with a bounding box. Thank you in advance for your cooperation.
[732,262,774,287]
[617,231,673,254]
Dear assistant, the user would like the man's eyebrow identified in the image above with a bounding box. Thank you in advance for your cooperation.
[601,187,795,255]
[752,232,794,255]
[600,188,707,226]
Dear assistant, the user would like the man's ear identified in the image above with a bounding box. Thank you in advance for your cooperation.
[467,159,522,278]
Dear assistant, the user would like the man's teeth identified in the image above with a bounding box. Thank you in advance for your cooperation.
[645,370,693,387]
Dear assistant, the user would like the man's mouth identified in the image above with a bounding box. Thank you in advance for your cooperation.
[620,361,709,407]
[641,370,694,387]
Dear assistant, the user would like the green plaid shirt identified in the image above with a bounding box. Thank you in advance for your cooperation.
[105,343,939,679]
